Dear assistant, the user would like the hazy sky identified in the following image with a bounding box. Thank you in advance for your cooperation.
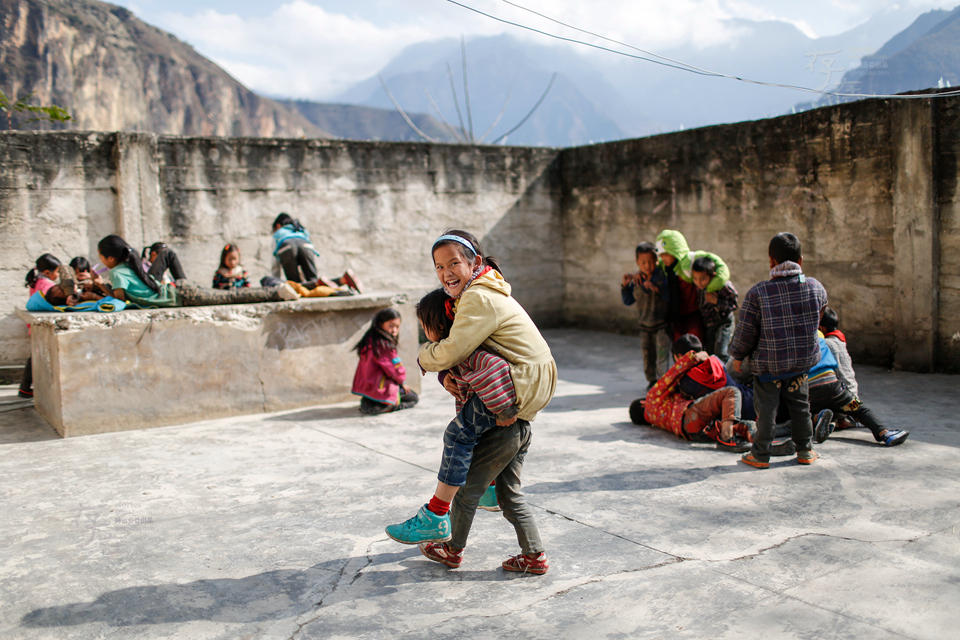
[112,0,954,99]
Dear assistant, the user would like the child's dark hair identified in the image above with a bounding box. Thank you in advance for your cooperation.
[273,212,304,232]
[820,306,839,332]
[635,242,657,259]
[25,253,61,288]
[142,242,168,261]
[69,256,91,273]
[769,232,802,264]
[416,289,454,341]
[98,234,161,293]
[431,229,503,276]
[219,243,240,270]
[672,333,703,356]
[354,307,401,356]
[691,256,717,277]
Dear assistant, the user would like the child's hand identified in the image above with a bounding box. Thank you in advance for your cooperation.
[621,273,636,287]
[496,415,518,427]
[642,279,658,293]
[693,350,710,363]
[704,292,718,304]
[442,375,460,399]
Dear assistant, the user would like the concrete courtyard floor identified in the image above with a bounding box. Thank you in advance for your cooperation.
[1,329,959,639]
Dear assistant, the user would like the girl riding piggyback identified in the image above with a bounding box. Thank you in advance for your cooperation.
[386,229,557,576]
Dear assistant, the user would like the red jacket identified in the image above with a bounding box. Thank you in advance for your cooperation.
[352,345,406,405]
[643,351,700,438]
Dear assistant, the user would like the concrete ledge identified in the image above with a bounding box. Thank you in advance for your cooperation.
[16,293,420,437]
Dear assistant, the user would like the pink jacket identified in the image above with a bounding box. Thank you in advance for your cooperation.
[352,345,407,406]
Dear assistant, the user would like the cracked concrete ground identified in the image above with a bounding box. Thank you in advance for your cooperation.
[1,328,959,639]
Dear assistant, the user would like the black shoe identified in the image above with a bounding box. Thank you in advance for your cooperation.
[18,388,34,398]
[716,439,751,453]
[769,438,797,456]
[629,398,648,425]
[813,409,835,444]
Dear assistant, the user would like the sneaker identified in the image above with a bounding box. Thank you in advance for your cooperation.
[419,542,463,569]
[341,269,363,294]
[769,438,797,456]
[277,283,300,301]
[878,429,909,447]
[385,504,451,545]
[478,484,501,512]
[18,388,33,399]
[502,552,549,575]
[739,452,770,469]
[796,449,820,465]
[813,409,835,444]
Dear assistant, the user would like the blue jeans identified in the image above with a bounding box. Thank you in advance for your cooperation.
[437,394,499,487]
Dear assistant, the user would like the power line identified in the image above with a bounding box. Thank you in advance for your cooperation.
[444,0,960,100]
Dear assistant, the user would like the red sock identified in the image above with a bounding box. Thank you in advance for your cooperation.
[427,495,450,516]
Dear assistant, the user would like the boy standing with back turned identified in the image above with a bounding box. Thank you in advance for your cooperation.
[730,232,828,469]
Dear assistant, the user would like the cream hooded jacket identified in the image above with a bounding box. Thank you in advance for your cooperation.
[418,270,557,421]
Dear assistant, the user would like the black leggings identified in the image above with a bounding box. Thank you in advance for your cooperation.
[148,248,187,281]
[808,381,886,439]
[359,389,419,414]
[276,239,318,283]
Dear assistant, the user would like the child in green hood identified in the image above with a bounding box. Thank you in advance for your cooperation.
[655,230,731,341]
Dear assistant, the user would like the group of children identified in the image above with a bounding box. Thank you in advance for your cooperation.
[626,230,909,467]
[18,214,363,398]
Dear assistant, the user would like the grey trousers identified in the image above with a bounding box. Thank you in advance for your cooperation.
[449,419,544,555]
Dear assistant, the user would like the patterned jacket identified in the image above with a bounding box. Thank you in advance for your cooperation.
[643,351,701,438]
[698,281,738,327]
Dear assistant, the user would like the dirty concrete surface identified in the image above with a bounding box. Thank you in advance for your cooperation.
[1,329,958,639]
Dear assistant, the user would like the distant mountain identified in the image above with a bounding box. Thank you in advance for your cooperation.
[335,35,627,147]
[278,100,458,143]
[0,0,328,136]
[812,6,960,104]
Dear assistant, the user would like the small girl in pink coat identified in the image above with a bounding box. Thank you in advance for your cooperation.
[352,308,419,414]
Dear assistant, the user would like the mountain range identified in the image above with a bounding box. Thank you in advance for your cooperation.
[2,0,957,145]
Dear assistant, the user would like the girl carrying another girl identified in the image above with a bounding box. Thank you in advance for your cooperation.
[385,230,557,575]
[351,308,418,414]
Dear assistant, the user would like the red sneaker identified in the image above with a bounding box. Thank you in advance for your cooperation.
[419,542,463,569]
[502,552,549,575]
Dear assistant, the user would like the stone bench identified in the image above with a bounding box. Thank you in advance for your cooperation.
[16,293,419,437]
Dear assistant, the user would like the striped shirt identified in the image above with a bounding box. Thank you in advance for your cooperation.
[445,349,519,419]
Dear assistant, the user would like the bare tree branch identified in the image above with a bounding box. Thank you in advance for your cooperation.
[378,74,441,143]
[424,89,467,142]
[446,62,470,143]
[460,36,475,143]
[491,72,557,145]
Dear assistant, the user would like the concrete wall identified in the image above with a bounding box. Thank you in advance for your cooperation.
[0,132,562,365]
[2,94,957,372]
[560,97,958,372]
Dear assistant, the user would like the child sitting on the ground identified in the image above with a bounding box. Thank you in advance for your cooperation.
[642,335,755,448]
[351,308,419,415]
[691,256,738,363]
[731,232,828,469]
[621,242,671,388]
[212,243,251,290]
[819,307,857,397]
[807,321,909,447]
[19,254,62,398]
[69,256,112,300]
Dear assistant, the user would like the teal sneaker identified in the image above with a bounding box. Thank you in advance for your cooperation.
[478,484,501,512]
[385,504,451,545]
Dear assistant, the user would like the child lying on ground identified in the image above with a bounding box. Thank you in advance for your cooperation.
[384,288,521,545]
[642,335,755,448]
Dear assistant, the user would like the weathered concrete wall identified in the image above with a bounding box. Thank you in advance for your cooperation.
[935,98,960,371]
[2,95,957,372]
[17,295,419,436]
[0,132,562,366]
[560,97,958,371]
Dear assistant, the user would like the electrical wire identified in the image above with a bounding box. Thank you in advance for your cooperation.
[444,0,960,100]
